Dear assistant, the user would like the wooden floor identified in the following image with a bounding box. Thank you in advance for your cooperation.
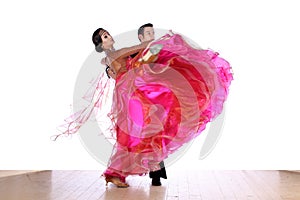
[0,170,41,178]
[0,170,300,200]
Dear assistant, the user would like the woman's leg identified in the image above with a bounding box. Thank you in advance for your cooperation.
[103,147,129,187]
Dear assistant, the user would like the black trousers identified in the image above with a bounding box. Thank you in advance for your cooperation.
[149,161,167,179]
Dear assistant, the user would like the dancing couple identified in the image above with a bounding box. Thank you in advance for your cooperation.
[56,23,233,188]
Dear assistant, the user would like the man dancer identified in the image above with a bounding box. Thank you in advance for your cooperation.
[137,23,167,186]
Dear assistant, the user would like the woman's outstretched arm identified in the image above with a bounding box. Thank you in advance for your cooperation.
[109,40,152,60]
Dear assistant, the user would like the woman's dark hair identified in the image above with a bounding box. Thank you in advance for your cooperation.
[92,28,105,53]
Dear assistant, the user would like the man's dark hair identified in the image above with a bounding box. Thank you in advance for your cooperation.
[138,23,153,36]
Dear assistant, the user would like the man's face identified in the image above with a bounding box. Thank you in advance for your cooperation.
[140,27,155,42]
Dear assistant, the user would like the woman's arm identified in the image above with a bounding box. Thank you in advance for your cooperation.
[109,40,152,60]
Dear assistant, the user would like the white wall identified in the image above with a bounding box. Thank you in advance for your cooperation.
[0,0,299,170]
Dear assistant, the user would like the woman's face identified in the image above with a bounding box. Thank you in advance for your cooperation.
[100,30,114,50]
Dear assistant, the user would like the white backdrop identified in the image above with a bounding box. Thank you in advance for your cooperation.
[0,0,299,170]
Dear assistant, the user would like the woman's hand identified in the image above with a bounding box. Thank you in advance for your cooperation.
[107,67,116,80]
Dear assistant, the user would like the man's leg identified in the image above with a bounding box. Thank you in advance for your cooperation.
[149,161,167,186]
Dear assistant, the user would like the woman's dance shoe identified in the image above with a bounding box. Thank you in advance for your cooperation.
[105,177,129,188]
[139,44,163,63]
